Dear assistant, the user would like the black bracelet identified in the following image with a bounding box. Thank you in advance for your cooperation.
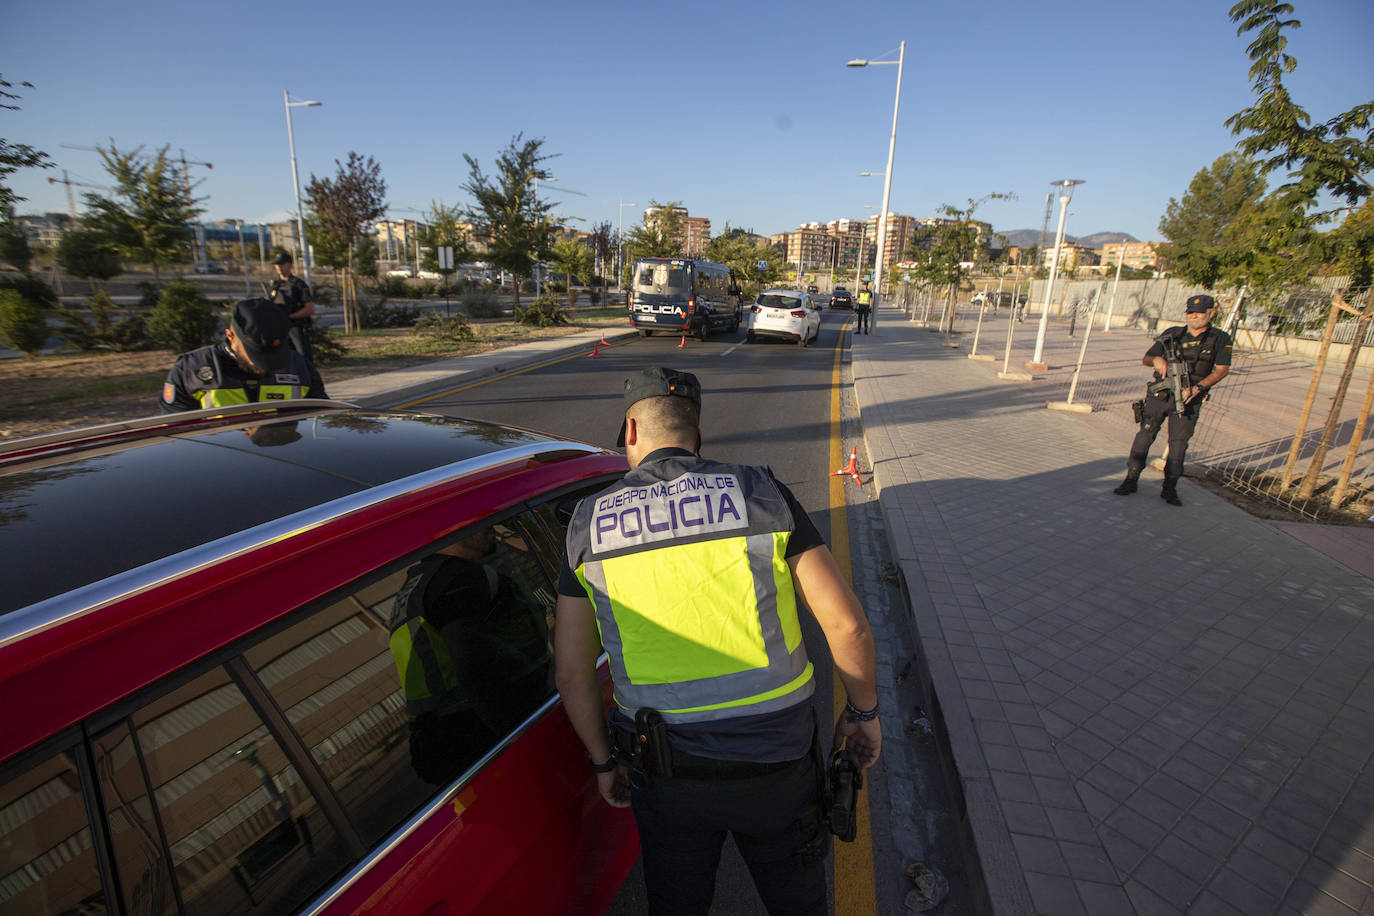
[588,751,618,773]
[844,700,879,722]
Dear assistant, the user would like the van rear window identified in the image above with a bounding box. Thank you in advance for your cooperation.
[635,263,687,293]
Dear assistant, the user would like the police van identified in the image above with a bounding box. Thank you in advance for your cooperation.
[628,258,742,340]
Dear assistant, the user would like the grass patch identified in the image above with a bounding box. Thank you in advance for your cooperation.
[1,372,166,414]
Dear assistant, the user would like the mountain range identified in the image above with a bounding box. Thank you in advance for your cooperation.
[997,229,1139,250]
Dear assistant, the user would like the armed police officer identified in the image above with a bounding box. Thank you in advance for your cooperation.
[1113,294,1232,506]
[855,283,873,334]
[555,367,881,916]
[268,252,317,362]
[160,298,326,413]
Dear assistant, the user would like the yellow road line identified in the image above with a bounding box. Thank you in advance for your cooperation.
[827,318,876,914]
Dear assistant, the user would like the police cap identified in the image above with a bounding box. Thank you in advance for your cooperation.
[617,367,701,447]
[1185,294,1216,312]
[231,298,293,374]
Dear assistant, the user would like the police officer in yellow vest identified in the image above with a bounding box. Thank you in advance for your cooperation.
[855,284,873,334]
[555,367,881,915]
[160,298,326,413]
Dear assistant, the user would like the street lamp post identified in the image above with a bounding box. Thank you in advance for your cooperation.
[848,40,905,331]
[1029,179,1084,369]
[283,90,322,285]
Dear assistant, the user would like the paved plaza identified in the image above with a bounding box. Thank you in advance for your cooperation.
[853,304,1374,915]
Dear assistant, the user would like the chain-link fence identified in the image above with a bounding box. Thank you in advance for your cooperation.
[890,280,1374,522]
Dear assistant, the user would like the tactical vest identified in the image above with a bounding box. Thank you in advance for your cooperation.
[857,291,872,306]
[565,454,815,724]
[177,344,308,408]
[1159,325,1230,381]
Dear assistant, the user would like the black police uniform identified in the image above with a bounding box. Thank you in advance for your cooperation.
[159,342,326,413]
[557,447,830,915]
[1125,323,1232,483]
[855,290,872,333]
[269,274,316,362]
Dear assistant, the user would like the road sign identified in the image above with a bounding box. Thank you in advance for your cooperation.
[438,246,454,270]
[756,260,767,271]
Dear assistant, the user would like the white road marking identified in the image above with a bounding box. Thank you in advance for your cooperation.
[721,346,738,356]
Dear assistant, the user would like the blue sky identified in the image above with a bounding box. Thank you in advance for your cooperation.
[4,0,1371,243]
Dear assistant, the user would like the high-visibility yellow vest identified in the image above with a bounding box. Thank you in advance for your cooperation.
[857,290,872,306]
[197,381,304,408]
[566,455,814,724]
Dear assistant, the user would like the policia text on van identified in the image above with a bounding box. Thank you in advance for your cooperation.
[627,258,742,340]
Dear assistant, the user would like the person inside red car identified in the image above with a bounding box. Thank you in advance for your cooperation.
[555,367,881,915]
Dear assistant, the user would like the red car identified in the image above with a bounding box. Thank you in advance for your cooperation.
[0,402,638,916]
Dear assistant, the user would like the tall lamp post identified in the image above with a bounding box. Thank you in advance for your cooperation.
[1029,179,1084,369]
[283,90,322,285]
[618,200,638,292]
[847,40,905,326]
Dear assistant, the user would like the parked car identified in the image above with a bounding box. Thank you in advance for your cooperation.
[0,402,639,916]
[806,283,818,294]
[830,288,853,309]
[416,269,444,280]
[746,289,821,347]
[385,265,416,278]
[193,261,226,274]
[627,257,741,340]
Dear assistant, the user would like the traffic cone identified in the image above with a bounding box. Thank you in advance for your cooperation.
[677,332,687,350]
[599,330,609,346]
[587,339,601,358]
[829,447,864,485]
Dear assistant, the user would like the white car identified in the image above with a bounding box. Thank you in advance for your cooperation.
[746,289,821,347]
[416,269,443,280]
[385,265,415,278]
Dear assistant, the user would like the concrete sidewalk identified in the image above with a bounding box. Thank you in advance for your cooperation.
[853,305,1374,915]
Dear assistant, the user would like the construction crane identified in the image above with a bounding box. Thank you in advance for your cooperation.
[46,171,114,221]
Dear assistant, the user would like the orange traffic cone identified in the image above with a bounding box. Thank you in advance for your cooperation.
[587,340,601,358]
[677,333,687,350]
[599,330,609,346]
[829,447,864,485]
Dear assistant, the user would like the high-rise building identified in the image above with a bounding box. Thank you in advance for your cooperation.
[825,219,873,272]
[1099,241,1158,270]
[864,212,921,269]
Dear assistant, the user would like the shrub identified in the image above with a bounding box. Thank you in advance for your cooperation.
[567,288,581,308]
[0,289,50,355]
[371,276,409,298]
[520,279,536,294]
[546,280,566,294]
[0,273,57,310]
[146,280,222,352]
[588,289,601,305]
[55,290,151,352]
[515,296,569,328]
[357,298,425,329]
[306,323,346,365]
[415,312,475,342]
[461,289,506,319]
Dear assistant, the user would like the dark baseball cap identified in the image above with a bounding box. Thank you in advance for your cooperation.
[617,367,702,446]
[231,298,293,374]
[272,252,294,265]
[1185,294,1216,312]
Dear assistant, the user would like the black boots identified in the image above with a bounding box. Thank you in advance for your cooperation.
[1161,478,1182,506]
[1113,470,1140,496]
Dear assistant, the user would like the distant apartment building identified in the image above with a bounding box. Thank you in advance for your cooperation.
[1099,241,1158,270]
[14,213,70,248]
[1042,242,1100,271]
[778,222,839,273]
[643,204,712,258]
[864,212,922,269]
[375,219,430,262]
[825,218,874,272]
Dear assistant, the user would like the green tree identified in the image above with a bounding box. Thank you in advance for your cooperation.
[463,135,555,308]
[904,193,1012,332]
[550,236,593,306]
[1226,1,1374,502]
[622,200,685,276]
[56,228,122,289]
[0,220,30,271]
[146,279,221,352]
[419,201,474,275]
[0,76,54,215]
[305,152,388,330]
[703,226,782,301]
[355,233,379,279]
[82,143,203,279]
[0,288,48,355]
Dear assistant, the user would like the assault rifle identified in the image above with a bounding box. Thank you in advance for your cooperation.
[1146,334,1191,415]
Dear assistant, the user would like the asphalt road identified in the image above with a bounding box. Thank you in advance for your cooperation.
[384,311,975,914]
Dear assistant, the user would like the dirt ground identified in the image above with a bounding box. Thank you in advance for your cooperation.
[0,322,614,441]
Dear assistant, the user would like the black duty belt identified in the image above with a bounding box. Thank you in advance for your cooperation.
[612,725,805,781]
